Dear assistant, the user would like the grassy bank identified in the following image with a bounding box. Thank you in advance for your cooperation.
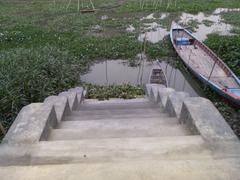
[0,47,85,137]
[204,34,240,136]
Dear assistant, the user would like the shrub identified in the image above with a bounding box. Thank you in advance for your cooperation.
[0,46,85,131]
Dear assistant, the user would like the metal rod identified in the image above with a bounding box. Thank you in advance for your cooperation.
[105,60,108,85]
[208,60,217,82]
[169,65,174,86]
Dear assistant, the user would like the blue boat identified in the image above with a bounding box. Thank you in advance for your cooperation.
[170,22,240,106]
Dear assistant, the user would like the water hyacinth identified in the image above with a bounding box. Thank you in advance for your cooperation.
[83,83,145,100]
[0,46,85,135]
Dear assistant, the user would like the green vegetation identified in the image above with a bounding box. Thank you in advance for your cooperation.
[84,84,145,100]
[0,47,86,137]
[202,19,214,27]
[222,11,240,26]
[205,34,240,76]
[204,88,240,136]
[204,34,240,137]
[119,0,240,13]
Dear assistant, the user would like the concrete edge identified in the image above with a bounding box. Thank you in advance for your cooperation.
[179,97,239,145]
[68,87,84,104]
[164,91,190,118]
[158,87,175,108]
[44,96,71,123]
[59,91,78,111]
[145,84,166,102]
[150,85,166,103]
[2,103,58,144]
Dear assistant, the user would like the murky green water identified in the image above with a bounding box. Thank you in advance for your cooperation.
[81,59,204,97]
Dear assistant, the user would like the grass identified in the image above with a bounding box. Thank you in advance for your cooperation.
[119,0,240,13]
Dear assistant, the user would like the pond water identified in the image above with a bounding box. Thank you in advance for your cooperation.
[81,59,202,97]
[131,8,239,43]
[138,22,168,43]
[179,11,233,41]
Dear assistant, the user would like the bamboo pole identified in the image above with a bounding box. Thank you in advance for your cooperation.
[66,0,72,10]
[154,0,160,10]
[140,33,147,84]
[89,0,95,10]
[0,122,6,135]
[166,0,171,10]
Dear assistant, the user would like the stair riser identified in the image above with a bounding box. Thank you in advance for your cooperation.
[64,113,168,121]
[77,103,158,110]
[70,108,163,116]
[58,118,179,129]
[48,125,191,141]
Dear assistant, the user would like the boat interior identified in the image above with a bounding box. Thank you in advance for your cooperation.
[172,29,240,92]
[150,68,167,85]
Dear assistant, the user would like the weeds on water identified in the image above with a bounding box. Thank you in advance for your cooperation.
[205,34,240,76]
[83,83,145,100]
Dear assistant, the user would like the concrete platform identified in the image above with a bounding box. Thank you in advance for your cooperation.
[1,158,240,180]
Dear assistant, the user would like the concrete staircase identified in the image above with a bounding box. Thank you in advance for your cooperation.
[48,98,191,141]
[0,85,240,180]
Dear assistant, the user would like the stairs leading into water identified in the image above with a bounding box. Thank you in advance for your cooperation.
[0,85,239,179]
[31,97,212,165]
[48,99,191,141]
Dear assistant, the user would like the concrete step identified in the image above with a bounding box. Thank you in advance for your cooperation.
[64,109,167,121]
[3,158,239,180]
[69,108,163,116]
[58,117,179,130]
[78,98,157,110]
[34,136,211,165]
[48,123,191,140]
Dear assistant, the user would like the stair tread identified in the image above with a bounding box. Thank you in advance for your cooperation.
[48,124,191,140]
[65,110,167,121]
[77,98,159,110]
[70,108,163,116]
[83,98,149,104]
[59,117,179,129]
[33,136,212,165]
[3,158,240,179]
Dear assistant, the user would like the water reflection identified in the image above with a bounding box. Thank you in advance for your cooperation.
[179,11,233,41]
[138,22,168,43]
[81,60,152,85]
[81,59,203,97]
[159,61,200,97]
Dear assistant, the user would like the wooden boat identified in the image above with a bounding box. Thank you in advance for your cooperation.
[149,60,168,87]
[170,22,240,106]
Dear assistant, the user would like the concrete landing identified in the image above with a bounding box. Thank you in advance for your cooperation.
[1,158,240,180]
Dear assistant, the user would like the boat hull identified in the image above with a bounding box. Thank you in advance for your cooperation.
[170,23,240,106]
